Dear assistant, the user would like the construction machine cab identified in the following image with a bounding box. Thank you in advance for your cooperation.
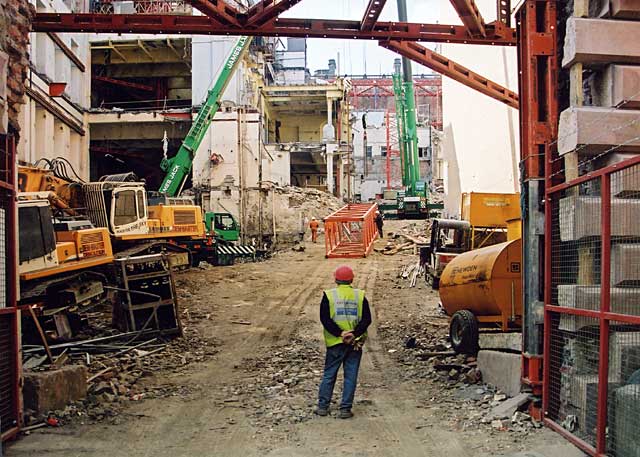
[83,182,149,236]
[421,218,471,289]
[204,212,240,241]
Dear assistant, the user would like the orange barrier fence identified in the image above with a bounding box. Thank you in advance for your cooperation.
[324,203,378,258]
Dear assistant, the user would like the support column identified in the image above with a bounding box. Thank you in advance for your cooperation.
[326,143,337,194]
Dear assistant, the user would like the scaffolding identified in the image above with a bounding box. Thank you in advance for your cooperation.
[324,203,378,259]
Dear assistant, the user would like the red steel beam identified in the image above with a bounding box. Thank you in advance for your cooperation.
[92,75,155,91]
[361,0,387,31]
[32,13,517,46]
[188,0,242,27]
[245,0,304,27]
[379,40,518,109]
[449,0,486,37]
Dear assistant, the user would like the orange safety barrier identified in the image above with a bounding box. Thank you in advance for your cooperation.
[324,203,379,259]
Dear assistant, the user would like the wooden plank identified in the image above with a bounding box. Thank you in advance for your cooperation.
[28,306,54,364]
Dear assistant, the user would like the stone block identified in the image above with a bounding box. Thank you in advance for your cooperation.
[477,350,521,397]
[479,332,522,352]
[614,384,640,457]
[558,107,640,156]
[602,0,640,20]
[563,18,640,67]
[569,374,619,440]
[23,365,87,414]
[591,65,640,109]
[557,285,640,331]
[609,332,640,383]
[559,196,640,241]
[612,243,640,285]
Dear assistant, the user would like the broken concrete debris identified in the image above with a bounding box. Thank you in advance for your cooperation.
[20,275,218,428]
[378,314,540,435]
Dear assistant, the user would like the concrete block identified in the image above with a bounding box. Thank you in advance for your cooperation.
[569,375,619,439]
[563,18,640,67]
[559,195,640,241]
[609,332,640,383]
[601,0,640,20]
[591,65,640,109]
[479,332,522,352]
[558,107,640,156]
[614,384,640,457]
[487,392,530,420]
[606,153,640,196]
[557,286,640,331]
[612,243,640,285]
[23,365,87,414]
[477,350,521,397]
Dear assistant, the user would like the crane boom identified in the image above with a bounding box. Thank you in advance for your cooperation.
[159,36,252,196]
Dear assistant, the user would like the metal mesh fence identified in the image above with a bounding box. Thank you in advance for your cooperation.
[546,160,640,456]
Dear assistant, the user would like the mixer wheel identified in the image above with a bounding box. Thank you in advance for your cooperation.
[450,310,479,355]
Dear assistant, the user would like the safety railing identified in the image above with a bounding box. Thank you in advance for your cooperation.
[544,154,640,456]
[324,203,378,259]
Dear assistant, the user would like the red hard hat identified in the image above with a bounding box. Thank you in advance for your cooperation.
[334,265,354,282]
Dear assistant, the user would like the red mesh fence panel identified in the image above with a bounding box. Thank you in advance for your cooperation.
[545,158,640,456]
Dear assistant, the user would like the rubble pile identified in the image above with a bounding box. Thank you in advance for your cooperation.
[375,220,430,256]
[378,315,542,436]
[22,302,218,429]
[234,335,323,427]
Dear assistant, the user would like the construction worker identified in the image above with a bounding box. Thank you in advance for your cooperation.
[375,210,384,238]
[316,265,372,419]
[309,217,320,243]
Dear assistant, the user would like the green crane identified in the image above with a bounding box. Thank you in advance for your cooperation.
[391,0,428,218]
[159,35,252,196]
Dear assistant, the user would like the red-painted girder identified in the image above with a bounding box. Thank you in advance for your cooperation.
[32,13,517,46]
[188,0,242,27]
[380,40,518,109]
[449,0,486,37]
[361,0,387,31]
[245,0,303,27]
[350,78,442,97]
[92,75,155,91]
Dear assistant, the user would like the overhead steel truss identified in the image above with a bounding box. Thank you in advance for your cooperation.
[32,0,519,107]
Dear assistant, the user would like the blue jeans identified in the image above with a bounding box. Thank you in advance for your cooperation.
[318,343,363,411]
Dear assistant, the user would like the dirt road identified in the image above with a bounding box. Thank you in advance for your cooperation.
[8,222,573,457]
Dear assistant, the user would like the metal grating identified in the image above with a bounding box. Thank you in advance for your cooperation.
[0,312,18,434]
[546,159,640,456]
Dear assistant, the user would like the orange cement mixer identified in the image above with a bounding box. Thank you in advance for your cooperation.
[438,238,522,354]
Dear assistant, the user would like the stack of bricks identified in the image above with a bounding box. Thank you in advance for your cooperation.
[0,0,34,137]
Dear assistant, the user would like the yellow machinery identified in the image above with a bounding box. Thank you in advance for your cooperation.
[439,238,522,354]
[17,168,114,284]
[461,192,520,249]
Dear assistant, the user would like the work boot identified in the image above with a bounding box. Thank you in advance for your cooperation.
[315,407,329,416]
[338,409,353,419]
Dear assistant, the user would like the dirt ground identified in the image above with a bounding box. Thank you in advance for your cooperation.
[8,221,576,457]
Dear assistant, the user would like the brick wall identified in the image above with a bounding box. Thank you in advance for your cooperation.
[0,0,34,137]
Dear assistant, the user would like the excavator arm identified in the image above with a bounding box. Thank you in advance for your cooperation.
[159,35,253,196]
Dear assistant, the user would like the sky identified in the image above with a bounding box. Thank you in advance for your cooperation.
[280,0,444,76]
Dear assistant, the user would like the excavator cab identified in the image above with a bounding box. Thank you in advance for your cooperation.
[83,182,149,236]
